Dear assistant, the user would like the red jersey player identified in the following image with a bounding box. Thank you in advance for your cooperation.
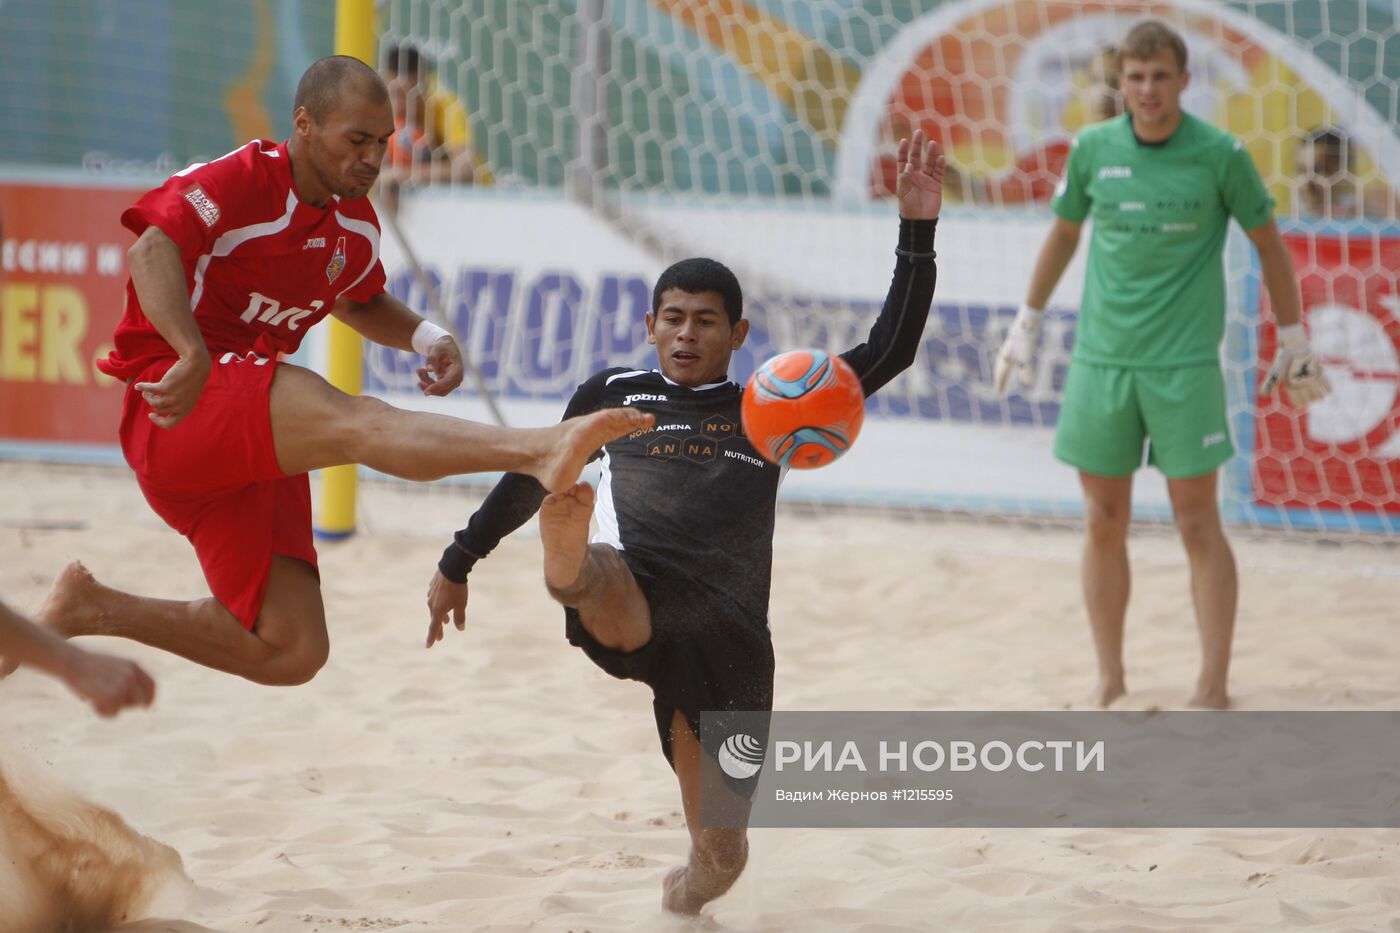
[15,57,649,687]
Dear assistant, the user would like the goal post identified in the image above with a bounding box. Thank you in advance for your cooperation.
[314,0,377,541]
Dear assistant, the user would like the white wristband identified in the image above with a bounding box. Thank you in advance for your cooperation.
[412,319,451,355]
[1277,322,1307,353]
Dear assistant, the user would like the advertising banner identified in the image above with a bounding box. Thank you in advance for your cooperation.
[0,181,140,451]
[371,194,1116,516]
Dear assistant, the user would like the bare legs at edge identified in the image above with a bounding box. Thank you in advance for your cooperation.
[19,364,651,686]
[1079,469,1237,709]
[539,482,749,915]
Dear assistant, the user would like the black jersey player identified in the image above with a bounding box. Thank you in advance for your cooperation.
[425,130,944,915]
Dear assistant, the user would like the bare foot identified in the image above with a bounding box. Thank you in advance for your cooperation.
[661,836,748,915]
[662,866,705,916]
[38,562,103,639]
[1,562,98,678]
[533,408,653,493]
[1087,676,1127,708]
[539,482,595,592]
[1187,685,1230,710]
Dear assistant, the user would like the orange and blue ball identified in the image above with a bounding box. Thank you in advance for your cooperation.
[741,349,866,469]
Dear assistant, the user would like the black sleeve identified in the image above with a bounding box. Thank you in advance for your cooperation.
[840,217,938,398]
[437,369,618,583]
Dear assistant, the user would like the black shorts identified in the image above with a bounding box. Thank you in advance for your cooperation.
[564,560,775,768]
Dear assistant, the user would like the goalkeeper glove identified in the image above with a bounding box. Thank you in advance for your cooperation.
[993,303,1045,395]
[1259,323,1331,407]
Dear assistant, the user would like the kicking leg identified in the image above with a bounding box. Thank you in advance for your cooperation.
[1080,471,1133,707]
[22,557,329,686]
[539,486,748,912]
[267,364,650,492]
[1167,471,1235,709]
[539,482,652,652]
[662,709,749,915]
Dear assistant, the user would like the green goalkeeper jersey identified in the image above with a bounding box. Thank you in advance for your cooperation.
[1052,112,1275,368]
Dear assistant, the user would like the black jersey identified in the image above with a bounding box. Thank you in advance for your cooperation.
[439,217,939,625]
[570,368,780,618]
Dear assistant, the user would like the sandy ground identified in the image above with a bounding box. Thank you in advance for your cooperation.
[1,460,1398,932]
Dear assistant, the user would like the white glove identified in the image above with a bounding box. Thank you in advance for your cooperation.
[1259,323,1331,407]
[993,303,1045,395]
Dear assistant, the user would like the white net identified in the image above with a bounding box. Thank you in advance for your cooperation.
[0,2,336,176]
[0,1,1396,539]
[369,0,1400,540]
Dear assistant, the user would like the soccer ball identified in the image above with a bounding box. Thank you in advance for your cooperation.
[741,349,865,469]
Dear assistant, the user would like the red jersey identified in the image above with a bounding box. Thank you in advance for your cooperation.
[98,139,387,382]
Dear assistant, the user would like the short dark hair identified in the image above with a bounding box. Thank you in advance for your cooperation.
[1305,127,1351,164]
[294,55,387,124]
[1119,20,1188,71]
[382,42,425,78]
[652,258,743,324]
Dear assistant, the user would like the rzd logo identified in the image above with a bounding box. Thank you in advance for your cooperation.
[239,291,324,332]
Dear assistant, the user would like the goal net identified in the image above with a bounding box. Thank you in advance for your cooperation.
[367,0,1400,538]
[2,0,1396,540]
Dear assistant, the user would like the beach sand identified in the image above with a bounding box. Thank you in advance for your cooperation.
[1,460,1397,931]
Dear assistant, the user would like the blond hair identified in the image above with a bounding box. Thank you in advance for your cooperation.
[1119,20,1188,71]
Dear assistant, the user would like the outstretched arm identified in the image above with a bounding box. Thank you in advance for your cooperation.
[424,371,613,647]
[841,130,944,397]
[425,471,554,648]
[332,293,464,396]
[0,600,155,717]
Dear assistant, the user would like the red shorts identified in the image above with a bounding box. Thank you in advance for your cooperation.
[119,353,319,630]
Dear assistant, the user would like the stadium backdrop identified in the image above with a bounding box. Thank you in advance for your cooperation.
[1,0,1396,534]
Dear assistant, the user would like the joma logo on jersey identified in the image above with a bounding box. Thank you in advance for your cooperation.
[1098,166,1133,180]
[240,291,324,331]
[325,236,347,284]
[303,237,326,250]
[624,393,666,405]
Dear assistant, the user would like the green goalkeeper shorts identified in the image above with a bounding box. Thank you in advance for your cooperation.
[1053,360,1234,479]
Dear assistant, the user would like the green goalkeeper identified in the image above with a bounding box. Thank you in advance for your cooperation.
[993,20,1331,709]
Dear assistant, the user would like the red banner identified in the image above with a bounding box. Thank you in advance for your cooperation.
[1254,232,1400,514]
[0,182,143,446]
